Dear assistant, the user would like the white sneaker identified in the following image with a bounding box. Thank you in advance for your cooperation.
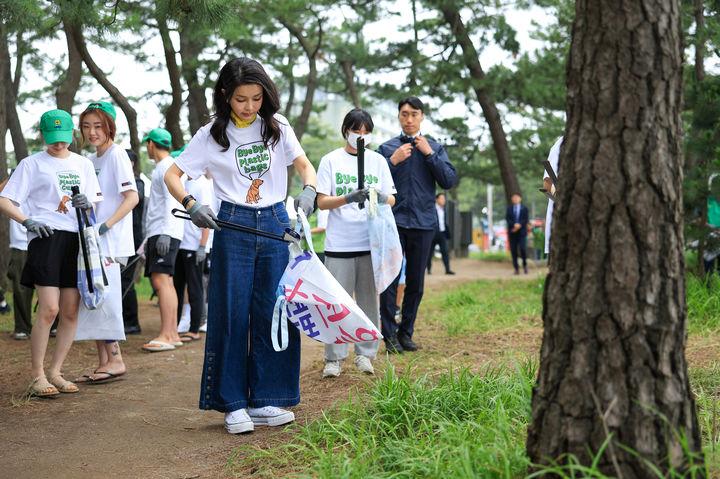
[323,360,341,378]
[224,409,254,434]
[354,355,375,375]
[199,321,207,333]
[247,406,295,426]
[178,305,191,333]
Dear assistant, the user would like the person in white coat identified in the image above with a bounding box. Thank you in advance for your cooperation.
[544,137,562,256]
[74,101,139,384]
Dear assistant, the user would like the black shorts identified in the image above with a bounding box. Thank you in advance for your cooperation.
[21,230,79,289]
[144,235,180,277]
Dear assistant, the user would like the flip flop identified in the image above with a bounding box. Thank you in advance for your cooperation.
[180,333,201,342]
[142,340,176,352]
[85,371,125,385]
[74,369,100,383]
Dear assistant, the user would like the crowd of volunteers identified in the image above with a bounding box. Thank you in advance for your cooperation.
[0,57,458,434]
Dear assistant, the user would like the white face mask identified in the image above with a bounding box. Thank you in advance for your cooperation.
[347,132,373,149]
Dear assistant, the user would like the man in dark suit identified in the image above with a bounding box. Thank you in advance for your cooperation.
[427,192,454,275]
[506,193,529,274]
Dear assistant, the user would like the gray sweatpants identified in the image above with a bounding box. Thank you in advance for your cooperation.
[324,255,380,361]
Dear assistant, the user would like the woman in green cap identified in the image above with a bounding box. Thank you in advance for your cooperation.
[74,101,139,384]
[0,109,103,397]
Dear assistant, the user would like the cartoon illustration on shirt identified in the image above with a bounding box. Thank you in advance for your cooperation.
[246,179,264,204]
[56,171,81,214]
[56,195,71,213]
[235,141,271,204]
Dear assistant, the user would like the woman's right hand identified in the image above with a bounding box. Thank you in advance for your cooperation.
[188,203,220,230]
[344,187,369,204]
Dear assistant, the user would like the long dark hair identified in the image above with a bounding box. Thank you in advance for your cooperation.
[210,58,282,151]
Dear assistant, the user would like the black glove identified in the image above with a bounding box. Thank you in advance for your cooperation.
[71,193,91,210]
[294,185,317,217]
[187,203,220,230]
[156,234,171,256]
[22,219,53,238]
[344,187,369,204]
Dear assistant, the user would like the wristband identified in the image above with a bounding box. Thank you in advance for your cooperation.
[303,184,317,192]
[182,194,196,208]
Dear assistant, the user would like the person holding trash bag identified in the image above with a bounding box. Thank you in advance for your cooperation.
[0,109,103,397]
[315,108,396,378]
[74,101,138,384]
[165,57,317,434]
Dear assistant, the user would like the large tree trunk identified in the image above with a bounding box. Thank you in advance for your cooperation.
[438,3,521,202]
[527,1,703,476]
[0,22,10,290]
[0,27,27,160]
[157,11,184,149]
[280,17,322,141]
[69,23,140,156]
[179,26,210,136]
[55,19,83,113]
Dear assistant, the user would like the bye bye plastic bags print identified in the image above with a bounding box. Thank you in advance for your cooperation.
[235,140,271,204]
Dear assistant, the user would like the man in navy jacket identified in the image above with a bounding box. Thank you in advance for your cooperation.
[377,97,458,353]
[505,193,529,274]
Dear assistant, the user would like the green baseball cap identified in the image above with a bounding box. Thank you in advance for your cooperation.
[170,144,186,158]
[85,101,117,120]
[39,109,74,144]
[142,128,172,148]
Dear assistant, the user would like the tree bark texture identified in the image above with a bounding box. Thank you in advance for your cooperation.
[0,22,10,289]
[438,3,521,202]
[0,26,27,160]
[280,17,322,141]
[69,24,140,156]
[55,19,83,113]
[157,12,184,149]
[179,26,210,136]
[527,1,703,477]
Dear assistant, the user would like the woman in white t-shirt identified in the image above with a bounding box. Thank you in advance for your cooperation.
[74,101,139,384]
[164,57,317,434]
[316,108,396,378]
[0,109,103,397]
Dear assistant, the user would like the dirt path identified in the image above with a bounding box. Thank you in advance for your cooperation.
[0,258,542,479]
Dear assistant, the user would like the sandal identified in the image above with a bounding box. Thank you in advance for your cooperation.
[48,375,79,394]
[28,377,60,398]
[180,333,201,342]
[85,370,125,385]
[74,370,99,383]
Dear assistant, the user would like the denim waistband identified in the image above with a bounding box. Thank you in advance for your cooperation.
[219,200,286,216]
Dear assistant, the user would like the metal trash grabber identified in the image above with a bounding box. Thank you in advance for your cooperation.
[72,185,94,293]
[172,208,302,244]
[357,136,365,210]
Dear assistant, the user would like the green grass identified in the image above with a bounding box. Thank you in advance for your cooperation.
[423,279,544,335]
[231,362,535,479]
[687,273,720,335]
[470,251,512,262]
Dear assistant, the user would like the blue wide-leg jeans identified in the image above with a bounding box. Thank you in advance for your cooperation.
[199,201,300,412]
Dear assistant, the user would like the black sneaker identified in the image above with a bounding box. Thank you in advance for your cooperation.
[397,332,418,352]
[445,270,456,275]
[124,325,142,335]
[384,335,404,354]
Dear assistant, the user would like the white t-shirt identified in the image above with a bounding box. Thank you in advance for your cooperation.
[174,114,305,208]
[145,156,184,240]
[180,175,215,251]
[90,144,137,258]
[436,204,446,232]
[316,147,396,252]
[1,151,102,239]
[9,216,27,250]
[544,136,562,254]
